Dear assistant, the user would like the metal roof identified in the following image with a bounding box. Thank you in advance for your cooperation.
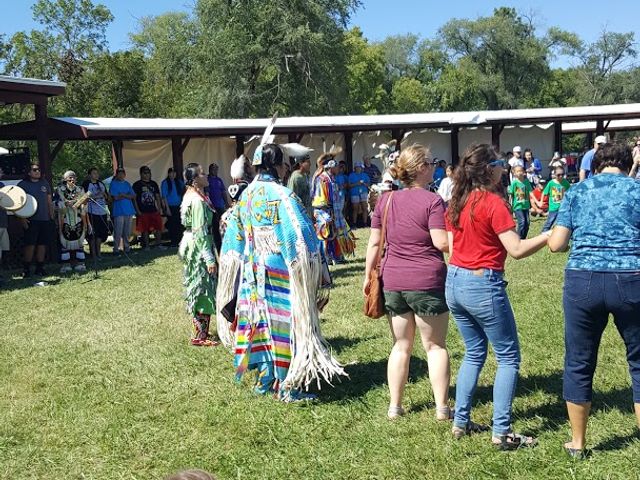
[2,102,640,140]
[0,75,66,105]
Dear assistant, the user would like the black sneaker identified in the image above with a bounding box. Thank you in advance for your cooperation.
[22,270,31,279]
[34,267,46,276]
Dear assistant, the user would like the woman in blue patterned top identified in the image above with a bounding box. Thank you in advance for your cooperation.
[549,143,640,458]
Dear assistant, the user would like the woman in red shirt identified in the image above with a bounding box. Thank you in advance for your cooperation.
[446,144,549,450]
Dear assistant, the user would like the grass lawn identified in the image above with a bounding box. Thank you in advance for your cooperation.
[1,218,639,479]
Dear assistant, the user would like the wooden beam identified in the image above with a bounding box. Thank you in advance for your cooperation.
[451,127,460,166]
[287,133,305,144]
[180,137,190,154]
[0,91,48,106]
[553,121,563,155]
[34,102,51,182]
[343,132,353,172]
[50,140,65,162]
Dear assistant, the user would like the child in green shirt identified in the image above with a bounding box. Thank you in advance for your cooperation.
[542,166,571,232]
[508,166,533,238]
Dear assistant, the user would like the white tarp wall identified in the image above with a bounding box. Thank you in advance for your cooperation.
[122,124,556,183]
[123,138,237,186]
[243,133,346,170]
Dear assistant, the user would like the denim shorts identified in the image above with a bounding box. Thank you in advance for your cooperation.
[350,192,368,204]
[383,290,449,317]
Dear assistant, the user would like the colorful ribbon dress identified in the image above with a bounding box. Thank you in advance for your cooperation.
[216,174,346,399]
[312,171,355,263]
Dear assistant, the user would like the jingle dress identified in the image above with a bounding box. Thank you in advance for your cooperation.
[179,189,217,344]
[56,183,87,262]
[312,171,355,263]
[216,174,346,399]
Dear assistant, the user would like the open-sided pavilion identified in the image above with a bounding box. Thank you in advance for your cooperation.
[2,74,640,183]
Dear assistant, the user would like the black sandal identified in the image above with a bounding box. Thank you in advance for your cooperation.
[492,432,538,451]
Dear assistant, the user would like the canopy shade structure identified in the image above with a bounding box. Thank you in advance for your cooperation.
[0,75,66,106]
[3,102,640,141]
[563,119,640,134]
[0,75,66,180]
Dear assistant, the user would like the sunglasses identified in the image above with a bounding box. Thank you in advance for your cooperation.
[31,167,41,172]
[424,158,438,166]
[489,159,506,168]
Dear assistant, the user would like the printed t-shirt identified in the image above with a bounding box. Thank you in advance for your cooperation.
[82,180,108,215]
[508,179,532,211]
[348,172,370,196]
[371,189,446,291]
[542,179,570,212]
[132,180,160,213]
[109,179,136,217]
[445,190,515,271]
[556,173,640,271]
[17,178,51,221]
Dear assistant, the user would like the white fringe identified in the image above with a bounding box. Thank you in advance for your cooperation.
[215,251,242,349]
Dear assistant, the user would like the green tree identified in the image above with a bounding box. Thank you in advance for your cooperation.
[344,27,387,114]
[575,31,637,104]
[438,7,578,109]
[390,77,428,113]
[192,0,360,117]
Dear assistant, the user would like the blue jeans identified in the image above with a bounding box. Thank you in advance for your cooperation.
[446,265,521,436]
[514,209,530,239]
[563,270,640,403]
[542,210,558,232]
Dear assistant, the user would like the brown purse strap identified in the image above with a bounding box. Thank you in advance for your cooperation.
[374,192,393,274]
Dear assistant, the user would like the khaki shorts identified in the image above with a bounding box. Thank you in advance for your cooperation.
[384,290,449,317]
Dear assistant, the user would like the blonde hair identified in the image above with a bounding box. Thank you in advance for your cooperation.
[165,469,215,480]
[388,144,431,186]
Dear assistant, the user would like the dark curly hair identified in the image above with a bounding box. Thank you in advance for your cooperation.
[592,143,633,173]
[447,143,503,228]
[183,162,201,186]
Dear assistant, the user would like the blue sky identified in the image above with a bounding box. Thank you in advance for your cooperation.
[3,0,639,67]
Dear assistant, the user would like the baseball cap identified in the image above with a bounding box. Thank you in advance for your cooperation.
[354,161,364,168]
[595,135,607,144]
[513,146,522,153]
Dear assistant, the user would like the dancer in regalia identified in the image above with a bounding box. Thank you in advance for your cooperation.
[311,153,355,264]
[179,163,218,347]
[56,171,87,273]
[216,143,346,401]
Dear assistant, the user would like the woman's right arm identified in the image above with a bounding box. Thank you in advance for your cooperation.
[498,229,549,259]
[363,228,381,294]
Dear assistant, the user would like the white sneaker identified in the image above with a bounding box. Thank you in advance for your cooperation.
[74,264,87,273]
[60,264,72,274]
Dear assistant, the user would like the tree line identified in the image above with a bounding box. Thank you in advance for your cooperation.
[1,0,638,175]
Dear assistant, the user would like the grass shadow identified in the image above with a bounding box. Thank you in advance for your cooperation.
[326,335,377,356]
[318,356,428,403]
[0,247,178,293]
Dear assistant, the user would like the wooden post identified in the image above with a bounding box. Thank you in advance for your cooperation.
[391,129,404,153]
[235,135,246,157]
[171,137,184,174]
[34,101,51,182]
[596,120,605,136]
[585,132,593,149]
[111,140,124,170]
[491,124,503,151]
[343,131,353,171]
[553,121,563,155]
[451,127,460,166]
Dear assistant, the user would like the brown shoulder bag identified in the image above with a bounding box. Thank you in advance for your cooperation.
[363,192,393,319]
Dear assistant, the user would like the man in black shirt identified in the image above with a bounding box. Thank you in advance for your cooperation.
[17,163,54,277]
[132,166,165,250]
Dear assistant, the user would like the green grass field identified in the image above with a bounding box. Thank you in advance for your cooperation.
[1,219,639,479]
